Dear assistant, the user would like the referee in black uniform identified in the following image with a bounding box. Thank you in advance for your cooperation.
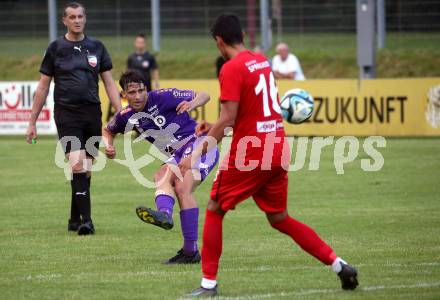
[26,2,121,235]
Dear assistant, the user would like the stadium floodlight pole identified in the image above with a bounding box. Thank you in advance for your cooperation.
[260,0,270,51]
[377,0,386,49]
[247,0,256,49]
[48,0,57,42]
[356,0,376,79]
[272,0,282,42]
[151,0,160,52]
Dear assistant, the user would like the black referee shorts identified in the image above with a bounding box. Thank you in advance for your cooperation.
[54,104,102,158]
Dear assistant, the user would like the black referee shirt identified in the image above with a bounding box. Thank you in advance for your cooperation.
[127,51,158,91]
[40,35,113,108]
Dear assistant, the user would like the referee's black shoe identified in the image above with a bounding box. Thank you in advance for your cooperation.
[163,249,201,265]
[337,262,359,290]
[186,285,218,297]
[67,219,81,232]
[78,221,95,235]
[135,206,174,230]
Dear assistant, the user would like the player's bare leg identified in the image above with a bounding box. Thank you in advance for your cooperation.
[68,150,95,235]
[174,169,199,209]
[266,210,358,290]
[163,169,202,264]
[136,164,175,230]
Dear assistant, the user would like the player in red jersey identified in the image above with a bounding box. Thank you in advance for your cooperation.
[180,15,358,297]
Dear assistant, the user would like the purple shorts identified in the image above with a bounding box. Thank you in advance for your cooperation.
[166,135,219,182]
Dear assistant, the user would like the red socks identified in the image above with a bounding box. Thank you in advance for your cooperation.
[271,215,337,265]
[201,209,225,280]
[201,210,337,281]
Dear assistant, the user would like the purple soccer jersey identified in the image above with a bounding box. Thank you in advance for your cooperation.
[107,88,219,181]
[107,88,198,153]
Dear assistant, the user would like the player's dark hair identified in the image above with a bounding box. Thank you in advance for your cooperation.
[63,2,86,17]
[136,33,146,39]
[119,70,145,91]
[210,14,243,45]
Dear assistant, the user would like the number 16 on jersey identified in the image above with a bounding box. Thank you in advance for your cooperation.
[254,72,281,117]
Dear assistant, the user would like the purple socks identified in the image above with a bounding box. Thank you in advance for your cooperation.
[155,194,175,217]
[180,208,199,255]
[155,195,199,255]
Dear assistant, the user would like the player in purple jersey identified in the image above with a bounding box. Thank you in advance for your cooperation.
[102,71,219,264]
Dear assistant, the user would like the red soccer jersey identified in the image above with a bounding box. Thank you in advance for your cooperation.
[219,50,288,169]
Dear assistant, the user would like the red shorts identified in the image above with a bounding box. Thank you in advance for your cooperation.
[210,166,288,213]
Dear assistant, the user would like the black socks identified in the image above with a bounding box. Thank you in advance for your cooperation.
[71,173,91,223]
[70,174,92,222]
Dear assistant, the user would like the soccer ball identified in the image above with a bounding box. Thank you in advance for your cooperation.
[280,88,314,124]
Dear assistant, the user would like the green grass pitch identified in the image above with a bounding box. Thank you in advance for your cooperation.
[0,136,439,299]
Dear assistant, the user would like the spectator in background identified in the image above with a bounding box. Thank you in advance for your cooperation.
[272,42,305,80]
[127,33,159,91]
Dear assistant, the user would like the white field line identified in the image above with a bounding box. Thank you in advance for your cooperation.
[199,282,440,300]
[22,270,195,281]
[19,261,440,282]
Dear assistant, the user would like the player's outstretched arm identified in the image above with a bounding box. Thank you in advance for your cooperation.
[26,74,52,144]
[102,126,117,159]
[100,70,122,111]
[176,91,210,114]
[191,91,210,109]
[204,100,238,143]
